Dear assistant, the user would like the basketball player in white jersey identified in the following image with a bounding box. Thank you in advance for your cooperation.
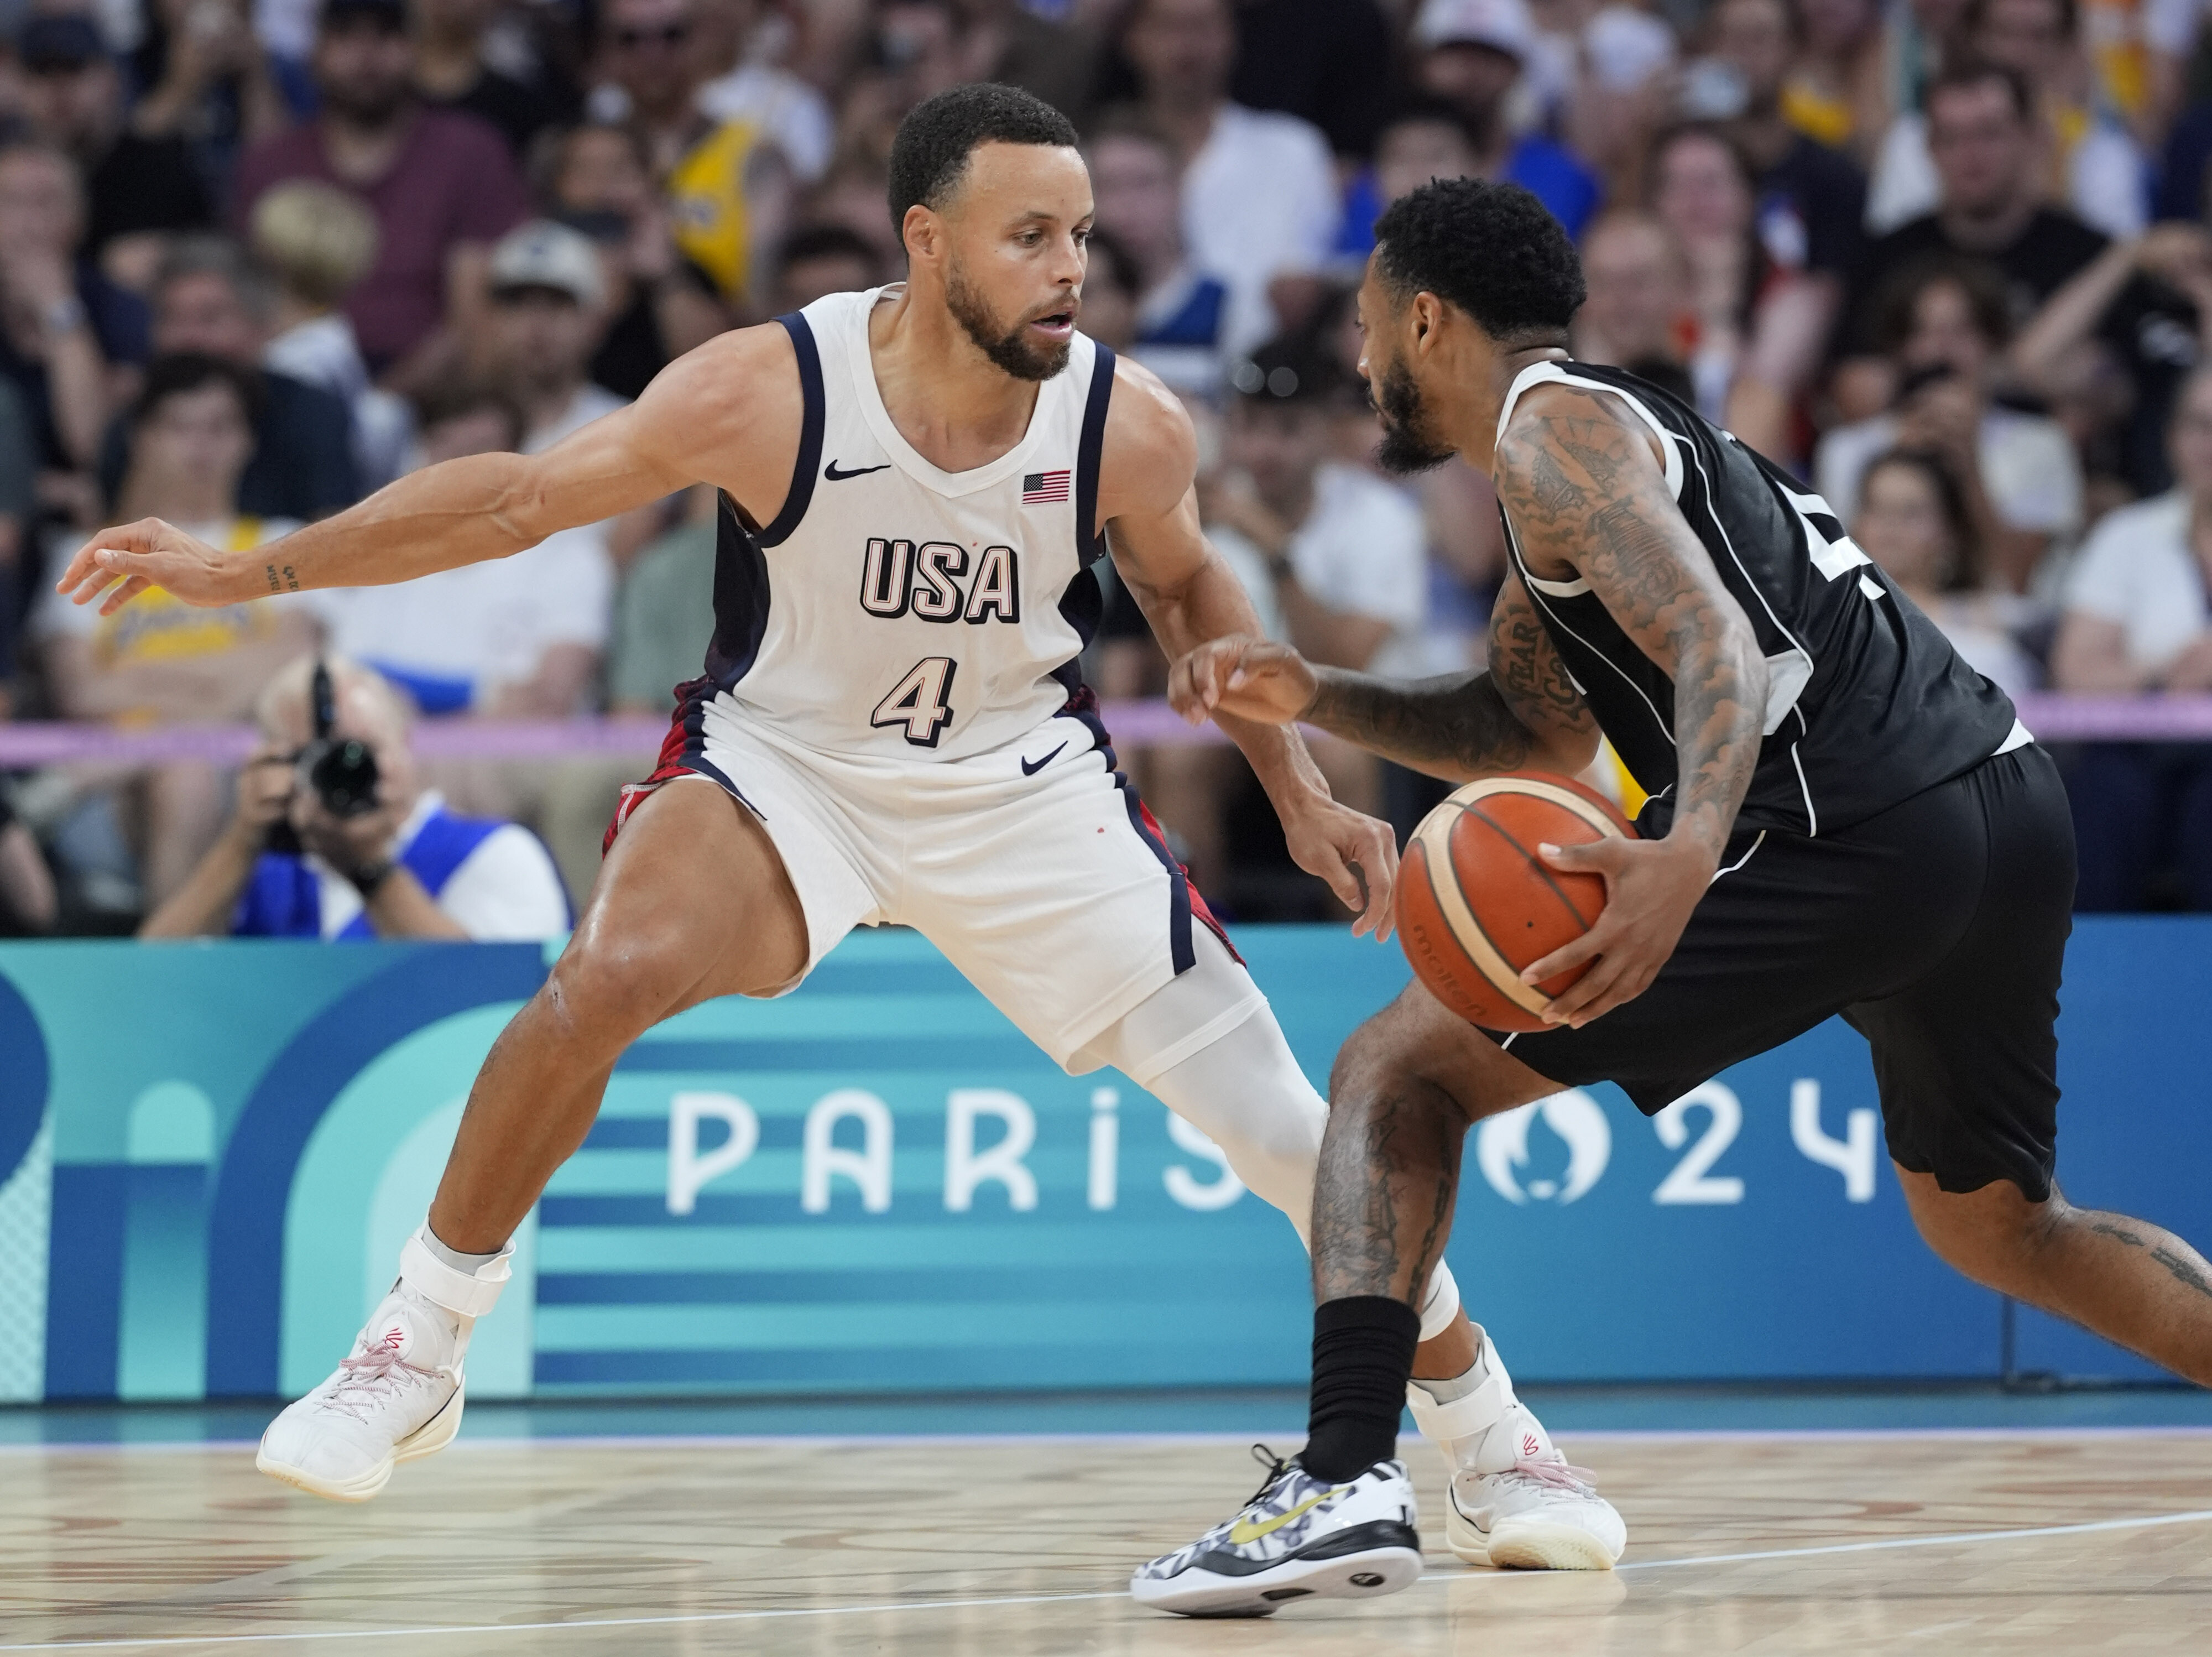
[56,85,1621,1570]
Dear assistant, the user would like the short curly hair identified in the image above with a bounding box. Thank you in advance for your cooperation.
[1371,178,1584,344]
[888,82,1081,235]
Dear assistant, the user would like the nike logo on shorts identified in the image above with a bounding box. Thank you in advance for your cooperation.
[824,460,892,481]
[1021,743,1066,777]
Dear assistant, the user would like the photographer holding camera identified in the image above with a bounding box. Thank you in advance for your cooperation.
[139,654,570,940]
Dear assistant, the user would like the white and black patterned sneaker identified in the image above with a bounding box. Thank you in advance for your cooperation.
[1130,1446,1423,1618]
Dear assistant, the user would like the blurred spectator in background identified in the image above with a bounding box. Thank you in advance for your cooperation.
[686,0,834,181]
[1088,110,1231,397]
[413,0,571,158]
[0,382,38,717]
[1080,226,1141,352]
[320,376,611,717]
[484,221,626,451]
[141,655,570,939]
[1781,0,1889,160]
[1571,208,1697,404]
[1853,446,2044,692]
[251,181,413,488]
[0,141,144,486]
[129,0,288,207]
[0,785,58,934]
[1846,60,2106,411]
[1229,0,1395,163]
[2010,220,2212,499]
[1394,0,1600,239]
[233,0,530,387]
[607,484,716,716]
[948,0,1104,137]
[1120,0,1339,355]
[539,122,727,399]
[2052,359,2212,911]
[36,354,315,905]
[17,14,215,293]
[1820,257,2080,589]
[1869,1,2146,238]
[593,0,791,316]
[107,237,361,522]
[1705,0,1871,289]
[771,223,881,312]
[1649,121,1835,462]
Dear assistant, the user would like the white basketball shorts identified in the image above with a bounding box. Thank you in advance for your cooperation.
[608,689,1260,1074]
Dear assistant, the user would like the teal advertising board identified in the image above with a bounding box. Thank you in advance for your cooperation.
[1,922,2205,1403]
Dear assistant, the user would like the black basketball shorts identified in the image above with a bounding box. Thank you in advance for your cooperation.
[1495,745,2075,1202]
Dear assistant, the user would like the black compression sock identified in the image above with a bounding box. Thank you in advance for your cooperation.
[1301,1295,1421,1482]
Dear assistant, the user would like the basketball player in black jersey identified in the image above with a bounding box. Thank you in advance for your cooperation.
[1131,178,2212,1617]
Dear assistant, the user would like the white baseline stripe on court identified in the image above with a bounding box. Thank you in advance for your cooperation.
[3,1507,2211,1653]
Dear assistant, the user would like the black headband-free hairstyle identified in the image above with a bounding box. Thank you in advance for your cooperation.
[887,82,1081,235]
[1371,177,1585,344]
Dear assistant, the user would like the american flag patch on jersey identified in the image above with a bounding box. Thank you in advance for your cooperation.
[1022,470,1071,503]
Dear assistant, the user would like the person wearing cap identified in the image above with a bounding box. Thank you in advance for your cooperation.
[15,14,215,282]
[483,220,626,454]
[1383,0,1601,242]
[231,0,530,387]
[1118,0,1341,357]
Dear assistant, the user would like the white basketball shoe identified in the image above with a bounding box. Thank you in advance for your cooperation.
[257,1227,511,1503]
[1130,1447,1424,1618]
[1405,1327,1626,1570]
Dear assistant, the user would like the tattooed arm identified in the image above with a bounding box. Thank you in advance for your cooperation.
[1168,566,1599,782]
[1496,383,1767,1026]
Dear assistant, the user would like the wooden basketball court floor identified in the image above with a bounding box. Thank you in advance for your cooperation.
[5,1426,2212,1654]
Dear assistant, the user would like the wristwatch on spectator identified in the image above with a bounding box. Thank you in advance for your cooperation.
[41,295,85,336]
[346,858,397,898]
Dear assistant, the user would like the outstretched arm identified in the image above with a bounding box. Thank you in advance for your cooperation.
[1101,359,1398,939]
[1166,565,1598,780]
[1489,381,1767,1024]
[56,324,805,617]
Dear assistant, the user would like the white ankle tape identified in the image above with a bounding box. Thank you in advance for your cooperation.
[1418,1260,1463,1341]
[399,1232,513,1319]
[1406,1367,1513,1442]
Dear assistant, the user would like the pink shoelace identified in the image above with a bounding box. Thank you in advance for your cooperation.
[318,1346,442,1424]
[1501,1450,1599,1493]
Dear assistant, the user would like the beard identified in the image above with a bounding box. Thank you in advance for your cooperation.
[946,260,1071,383]
[1369,356,1457,476]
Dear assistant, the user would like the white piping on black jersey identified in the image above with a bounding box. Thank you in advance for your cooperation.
[1677,437,1822,835]
[1499,511,1678,749]
[1710,829,1768,883]
[1497,361,1687,500]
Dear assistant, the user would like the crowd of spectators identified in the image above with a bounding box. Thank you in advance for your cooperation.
[0,0,2208,937]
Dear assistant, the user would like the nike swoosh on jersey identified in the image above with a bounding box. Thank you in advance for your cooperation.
[1227,1488,1343,1546]
[1020,743,1066,777]
[823,460,892,481]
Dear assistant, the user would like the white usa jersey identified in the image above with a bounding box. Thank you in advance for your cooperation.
[681,286,1114,763]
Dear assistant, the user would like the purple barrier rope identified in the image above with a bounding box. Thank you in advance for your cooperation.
[0,694,2206,767]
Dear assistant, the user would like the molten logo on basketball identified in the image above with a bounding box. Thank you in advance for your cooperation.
[1476,1091,1612,1205]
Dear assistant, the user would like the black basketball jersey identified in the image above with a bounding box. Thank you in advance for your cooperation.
[1494,360,2025,837]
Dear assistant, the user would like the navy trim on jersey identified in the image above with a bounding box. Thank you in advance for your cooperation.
[1075,341,1115,563]
[706,491,772,691]
[1052,689,1197,975]
[759,311,824,547]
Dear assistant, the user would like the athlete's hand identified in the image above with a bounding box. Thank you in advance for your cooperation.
[1167,635,1318,727]
[1281,794,1399,942]
[53,519,254,617]
[1519,835,1713,1027]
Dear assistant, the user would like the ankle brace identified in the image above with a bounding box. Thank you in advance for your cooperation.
[399,1224,513,1319]
[1405,1326,1516,1444]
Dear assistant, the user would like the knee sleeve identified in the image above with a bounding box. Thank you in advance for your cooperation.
[1143,1004,1326,1240]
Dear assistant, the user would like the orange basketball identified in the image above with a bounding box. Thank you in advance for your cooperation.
[1397,773,1637,1033]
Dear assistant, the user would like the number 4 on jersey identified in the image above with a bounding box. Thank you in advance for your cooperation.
[873,656,958,747]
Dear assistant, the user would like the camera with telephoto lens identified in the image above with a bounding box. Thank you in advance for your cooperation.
[266,662,380,852]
